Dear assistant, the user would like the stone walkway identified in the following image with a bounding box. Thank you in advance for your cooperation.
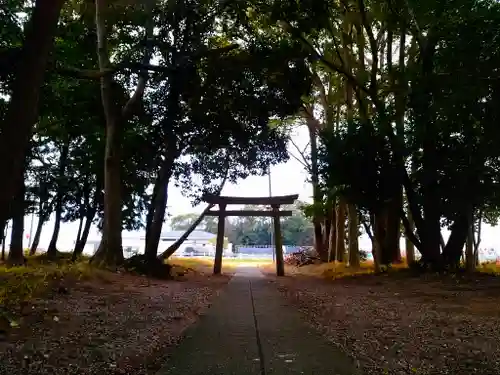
[157,267,358,375]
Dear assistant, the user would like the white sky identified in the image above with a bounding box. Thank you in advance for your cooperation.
[6,127,500,256]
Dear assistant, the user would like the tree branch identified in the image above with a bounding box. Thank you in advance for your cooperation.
[400,208,422,249]
[358,0,378,94]
[288,137,311,170]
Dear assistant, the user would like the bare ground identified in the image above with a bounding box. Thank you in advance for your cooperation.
[267,270,500,375]
[0,271,231,375]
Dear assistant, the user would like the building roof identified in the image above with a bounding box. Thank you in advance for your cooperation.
[159,230,216,241]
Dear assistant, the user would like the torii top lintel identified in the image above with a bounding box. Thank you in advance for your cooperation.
[202,193,299,206]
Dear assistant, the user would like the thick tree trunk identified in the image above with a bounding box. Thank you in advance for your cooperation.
[405,195,415,264]
[0,221,6,261]
[347,203,360,267]
[8,180,25,265]
[1,228,6,261]
[442,212,470,269]
[0,0,65,225]
[91,125,124,266]
[308,122,327,261]
[473,212,482,266]
[465,220,474,273]
[145,159,173,262]
[374,209,388,265]
[145,172,162,246]
[335,197,346,262]
[327,203,337,262]
[386,196,402,263]
[90,0,153,268]
[370,213,382,272]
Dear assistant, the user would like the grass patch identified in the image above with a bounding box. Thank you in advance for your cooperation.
[478,261,500,275]
[0,257,105,311]
[261,260,410,279]
[168,257,273,275]
[263,258,500,280]
[168,258,214,274]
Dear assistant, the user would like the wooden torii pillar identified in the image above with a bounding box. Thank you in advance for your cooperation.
[203,194,299,276]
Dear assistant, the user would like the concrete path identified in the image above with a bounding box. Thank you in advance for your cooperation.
[157,267,358,375]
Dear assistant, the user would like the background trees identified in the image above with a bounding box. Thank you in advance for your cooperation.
[1,0,499,273]
[169,202,314,246]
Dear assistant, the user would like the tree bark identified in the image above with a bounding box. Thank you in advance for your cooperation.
[0,0,65,225]
[386,196,402,263]
[327,200,337,262]
[335,197,346,262]
[90,0,154,267]
[370,212,382,272]
[473,211,482,266]
[145,158,174,262]
[29,215,45,255]
[307,117,327,261]
[75,215,84,246]
[0,221,6,261]
[465,218,474,273]
[404,194,415,264]
[8,179,25,265]
[72,203,97,261]
[442,211,470,269]
[348,203,360,267]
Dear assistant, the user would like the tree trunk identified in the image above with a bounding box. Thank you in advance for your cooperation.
[75,215,84,246]
[29,215,45,255]
[347,203,360,267]
[385,196,402,263]
[335,197,346,262]
[308,121,327,261]
[465,220,474,273]
[145,172,162,246]
[442,212,470,269]
[0,221,6,261]
[1,227,6,261]
[47,141,70,258]
[405,194,415,264]
[370,213,382,272]
[145,159,173,262]
[158,158,230,261]
[73,205,97,261]
[473,212,482,266]
[0,0,65,225]
[91,128,124,266]
[327,202,337,262]
[8,179,25,265]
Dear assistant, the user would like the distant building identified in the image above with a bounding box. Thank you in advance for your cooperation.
[84,230,218,257]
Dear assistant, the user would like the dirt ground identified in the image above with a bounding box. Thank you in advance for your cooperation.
[0,270,231,375]
[267,270,500,375]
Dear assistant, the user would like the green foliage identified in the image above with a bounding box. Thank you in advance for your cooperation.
[170,202,314,246]
[0,259,96,309]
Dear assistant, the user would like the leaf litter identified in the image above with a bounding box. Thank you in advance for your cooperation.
[0,270,231,374]
[271,272,500,375]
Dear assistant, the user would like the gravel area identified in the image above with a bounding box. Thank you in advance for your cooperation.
[270,272,500,375]
[0,271,231,375]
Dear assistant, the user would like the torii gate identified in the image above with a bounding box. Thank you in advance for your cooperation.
[202,193,299,276]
